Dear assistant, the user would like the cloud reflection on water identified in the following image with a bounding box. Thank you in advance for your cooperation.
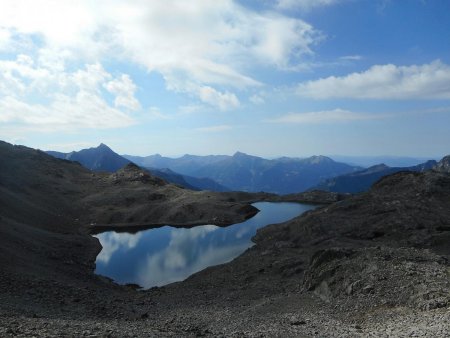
[95,231,143,264]
[136,225,249,287]
[94,202,315,288]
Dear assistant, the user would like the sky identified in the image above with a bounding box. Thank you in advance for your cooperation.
[0,0,449,158]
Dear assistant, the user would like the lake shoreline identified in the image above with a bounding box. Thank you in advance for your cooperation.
[87,191,347,235]
[94,202,316,289]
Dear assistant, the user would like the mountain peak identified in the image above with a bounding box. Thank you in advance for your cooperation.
[308,155,333,164]
[232,151,264,162]
[434,155,450,173]
[180,154,198,160]
[233,151,247,156]
[97,143,112,151]
[367,163,390,171]
[46,143,130,173]
[115,162,166,186]
[122,162,141,171]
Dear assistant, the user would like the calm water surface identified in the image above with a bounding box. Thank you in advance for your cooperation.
[94,202,316,289]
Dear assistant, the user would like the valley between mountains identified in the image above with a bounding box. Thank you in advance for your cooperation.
[1,140,450,337]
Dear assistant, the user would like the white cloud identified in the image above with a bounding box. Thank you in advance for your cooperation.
[177,104,207,115]
[422,106,450,114]
[0,93,134,130]
[0,54,52,95]
[146,106,172,120]
[267,106,450,125]
[277,0,346,10]
[296,60,450,99]
[104,74,141,111]
[195,125,232,133]
[339,55,363,61]
[198,86,240,111]
[249,94,265,105]
[0,28,12,50]
[44,142,95,152]
[0,0,321,110]
[0,1,100,57]
[72,63,111,92]
[266,108,382,124]
[0,56,136,131]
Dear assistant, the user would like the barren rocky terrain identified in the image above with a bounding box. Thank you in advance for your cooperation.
[1,141,449,337]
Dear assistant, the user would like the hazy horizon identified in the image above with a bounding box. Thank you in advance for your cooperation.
[41,141,440,167]
[1,1,449,158]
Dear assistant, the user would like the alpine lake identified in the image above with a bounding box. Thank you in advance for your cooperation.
[94,202,316,289]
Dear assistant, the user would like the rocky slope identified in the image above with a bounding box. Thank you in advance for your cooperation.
[1,141,449,337]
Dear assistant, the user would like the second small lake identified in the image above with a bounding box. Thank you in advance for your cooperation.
[94,202,316,289]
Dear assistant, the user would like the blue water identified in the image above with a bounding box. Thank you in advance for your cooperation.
[94,202,315,289]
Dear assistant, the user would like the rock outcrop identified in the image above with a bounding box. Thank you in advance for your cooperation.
[434,155,450,173]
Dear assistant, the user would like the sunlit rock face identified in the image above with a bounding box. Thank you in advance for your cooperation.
[434,156,450,173]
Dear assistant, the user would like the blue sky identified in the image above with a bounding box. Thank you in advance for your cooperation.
[0,0,449,157]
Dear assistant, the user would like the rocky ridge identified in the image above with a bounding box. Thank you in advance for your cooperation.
[434,155,450,173]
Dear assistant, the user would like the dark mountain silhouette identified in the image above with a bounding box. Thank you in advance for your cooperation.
[314,160,437,193]
[47,145,228,191]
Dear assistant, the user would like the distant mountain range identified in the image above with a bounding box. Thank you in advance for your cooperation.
[313,160,438,193]
[125,151,361,194]
[123,153,230,176]
[46,145,229,192]
[328,155,436,167]
[145,167,230,192]
[48,145,363,194]
[48,144,446,195]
